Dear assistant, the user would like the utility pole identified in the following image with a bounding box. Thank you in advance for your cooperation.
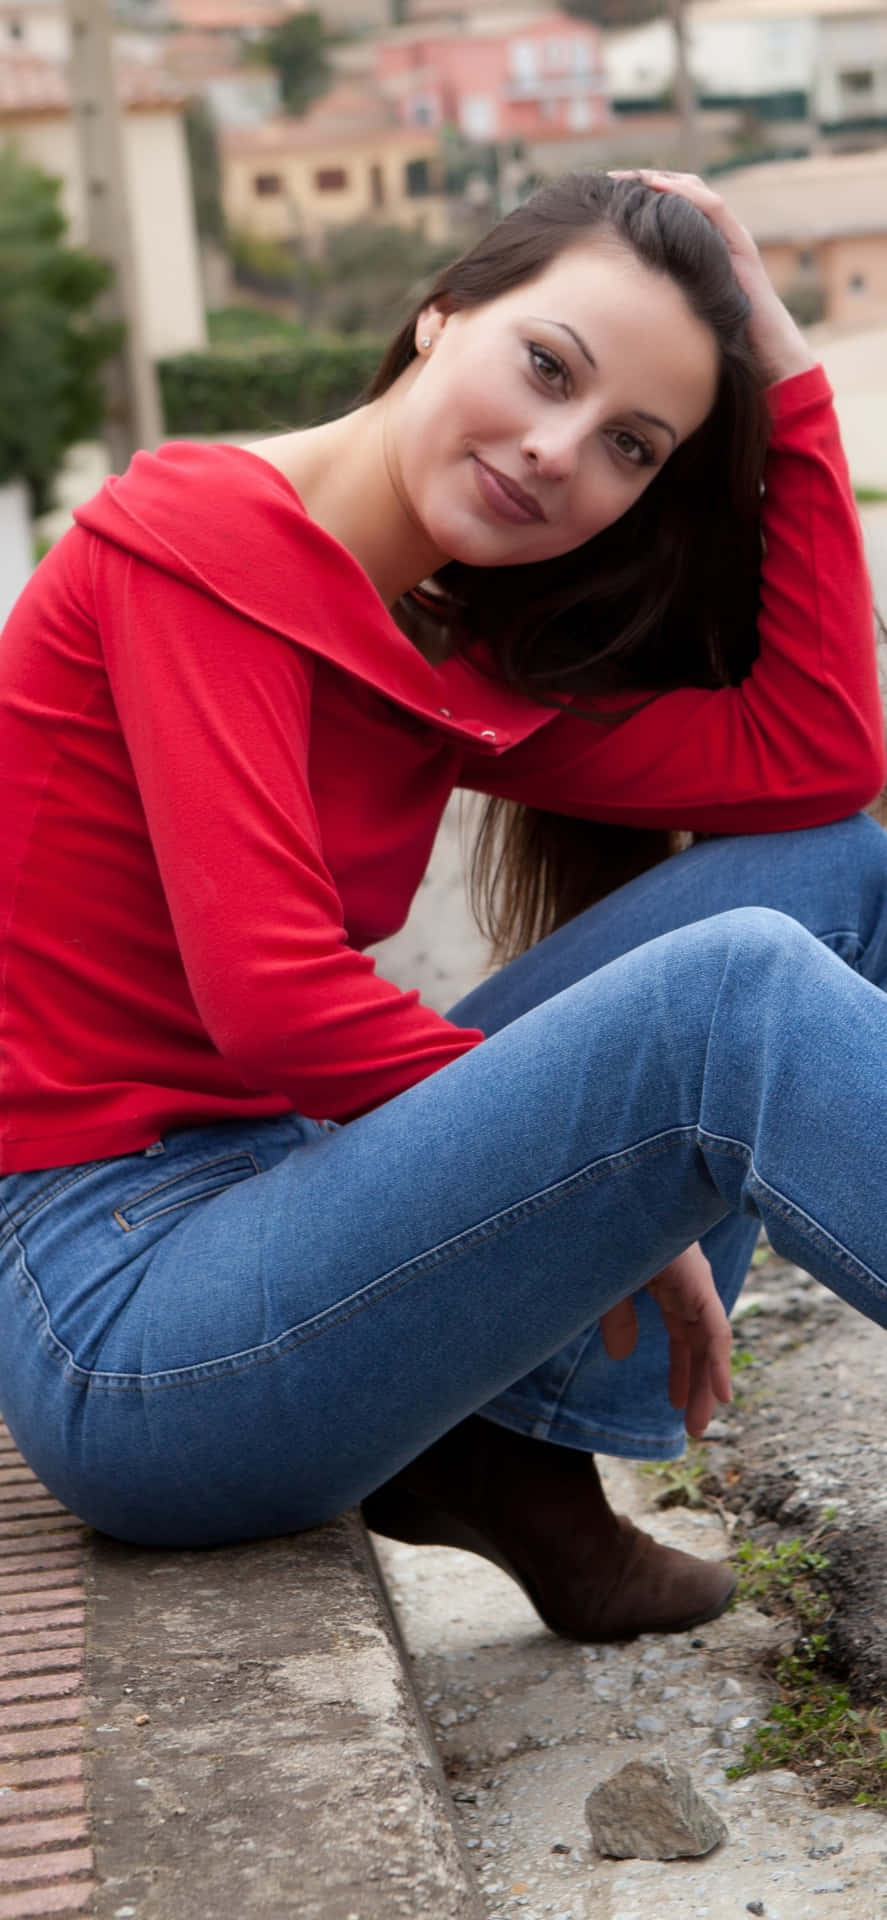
[63,0,163,470]
[668,0,700,175]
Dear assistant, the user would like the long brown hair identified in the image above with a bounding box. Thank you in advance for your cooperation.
[368,172,770,962]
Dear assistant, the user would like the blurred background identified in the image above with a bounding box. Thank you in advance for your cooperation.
[2,0,885,623]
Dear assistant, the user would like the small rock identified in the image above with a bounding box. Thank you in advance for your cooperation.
[746,1904,765,1917]
[585,1755,728,1860]
[812,1883,846,1895]
[550,1841,571,1853]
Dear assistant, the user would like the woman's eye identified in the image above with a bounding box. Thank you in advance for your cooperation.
[609,429,655,468]
[529,344,567,389]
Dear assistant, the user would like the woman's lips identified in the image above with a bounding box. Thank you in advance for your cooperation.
[472,457,545,524]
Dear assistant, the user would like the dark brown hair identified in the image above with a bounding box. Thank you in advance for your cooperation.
[368,171,770,961]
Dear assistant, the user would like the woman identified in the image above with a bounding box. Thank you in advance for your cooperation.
[1,170,885,1645]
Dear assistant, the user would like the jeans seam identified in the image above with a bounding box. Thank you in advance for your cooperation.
[699,1128,886,1296]
[23,1124,701,1394]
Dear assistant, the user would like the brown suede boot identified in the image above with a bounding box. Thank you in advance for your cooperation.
[362,1413,736,1642]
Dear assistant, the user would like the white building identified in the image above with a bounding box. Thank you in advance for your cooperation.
[0,6,206,361]
[605,0,887,139]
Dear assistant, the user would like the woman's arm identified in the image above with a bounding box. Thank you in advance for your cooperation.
[462,366,884,831]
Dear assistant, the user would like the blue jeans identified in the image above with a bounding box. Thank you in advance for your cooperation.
[2,814,887,1548]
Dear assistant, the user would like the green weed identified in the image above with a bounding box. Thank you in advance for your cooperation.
[639,1442,710,1508]
[729,1535,887,1805]
[733,1536,830,1620]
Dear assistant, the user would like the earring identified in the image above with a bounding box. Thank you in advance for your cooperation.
[419,336,431,349]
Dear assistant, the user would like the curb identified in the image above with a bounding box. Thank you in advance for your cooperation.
[0,1420,484,1919]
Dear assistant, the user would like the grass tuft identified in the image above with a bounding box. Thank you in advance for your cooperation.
[728,1537,887,1805]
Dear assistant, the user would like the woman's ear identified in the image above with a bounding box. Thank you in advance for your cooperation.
[414,305,447,355]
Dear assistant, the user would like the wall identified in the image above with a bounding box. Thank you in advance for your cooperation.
[5,107,206,358]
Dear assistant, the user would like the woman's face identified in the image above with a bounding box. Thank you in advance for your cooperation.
[388,237,721,571]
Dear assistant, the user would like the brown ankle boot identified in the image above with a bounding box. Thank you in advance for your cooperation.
[362,1413,736,1642]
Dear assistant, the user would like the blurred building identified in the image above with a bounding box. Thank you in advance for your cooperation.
[605,0,887,148]
[221,78,451,242]
[374,9,609,145]
[0,43,206,356]
[722,145,887,329]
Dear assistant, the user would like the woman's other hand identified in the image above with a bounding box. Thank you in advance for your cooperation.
[600,1239,733,1439]
[609,169,819,386]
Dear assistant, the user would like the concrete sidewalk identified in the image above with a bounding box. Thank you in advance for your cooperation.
[0,1416,485,1919]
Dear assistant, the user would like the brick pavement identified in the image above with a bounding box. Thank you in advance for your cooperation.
[0,1422,94,1918]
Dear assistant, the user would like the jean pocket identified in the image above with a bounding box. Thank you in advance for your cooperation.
[113,1153,260,1231]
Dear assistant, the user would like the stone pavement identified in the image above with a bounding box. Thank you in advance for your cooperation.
[0,1416,484,1919]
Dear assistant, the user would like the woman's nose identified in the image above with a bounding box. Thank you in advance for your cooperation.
[521,418,584,481]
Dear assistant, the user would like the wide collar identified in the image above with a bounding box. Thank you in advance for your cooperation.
[75,441,564,755]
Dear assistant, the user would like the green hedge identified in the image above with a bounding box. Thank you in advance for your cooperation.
[157,337,385,435]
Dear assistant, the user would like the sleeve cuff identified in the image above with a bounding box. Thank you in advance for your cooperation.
[764,362,834,428]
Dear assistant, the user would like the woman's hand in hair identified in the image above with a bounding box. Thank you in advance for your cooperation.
[600,1239,733,1440]
[609,169,819,387]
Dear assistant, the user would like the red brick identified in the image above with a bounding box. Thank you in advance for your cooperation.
[0,1699,84,1734]
[0,1814,89,1853]
[0,1524,84,1550]
[0,1614,84,1637]
[0,1635,84,1667]
[0,1675,83,1706]
[0,1756,82,1790]
[0,1597,83,1621]
[0,1505,62,1524]
[0,1564,84,1592]
[0,1882,94,1917]
[0,1652,82,1683]
[0,1506,71,1528]
[0,1724,82,1762]
[0,1847,93,1888]
[0,1782,85,1820]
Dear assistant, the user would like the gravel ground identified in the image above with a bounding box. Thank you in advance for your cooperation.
[372,1254,887,1920]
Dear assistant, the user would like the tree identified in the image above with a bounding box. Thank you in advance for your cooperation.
[563,0,666,25]
[0,147,121,511]
[248,12,332,118]
[184,98,227,246]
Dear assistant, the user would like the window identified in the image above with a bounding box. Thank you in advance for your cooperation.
[849,272,867,293]
[408,95,437,126]
[253,173,282,196]
[314,168,348,192]
[369,163,385,209]
[7,17,24,36]
[509,41,537,83]
[404,157,431,198]
[797,247,814,269]
[840,69,874,93]
[461,94,495,139]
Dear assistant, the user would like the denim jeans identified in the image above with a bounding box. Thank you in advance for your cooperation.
[2,813,887,1548]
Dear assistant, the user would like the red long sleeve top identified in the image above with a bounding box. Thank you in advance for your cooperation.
[0,366,883,1171]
